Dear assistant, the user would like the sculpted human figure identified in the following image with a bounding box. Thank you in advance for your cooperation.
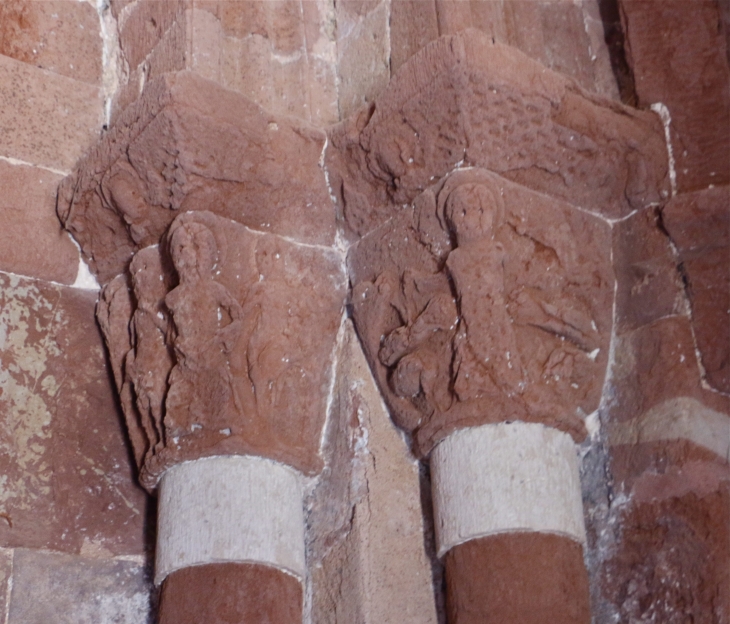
[350,168,613,453]
[126,248,173,454]
[164,221,243,432]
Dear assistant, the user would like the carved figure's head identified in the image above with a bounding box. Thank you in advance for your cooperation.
[169,222,219,282]
[443,182,504,245]
[348,168,614,456]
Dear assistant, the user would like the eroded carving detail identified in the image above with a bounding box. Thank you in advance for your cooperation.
[349,169,614,455]
[97,211,346,489]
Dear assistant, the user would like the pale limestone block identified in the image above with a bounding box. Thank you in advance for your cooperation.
[156,455,305,585]
[431,421,586,557]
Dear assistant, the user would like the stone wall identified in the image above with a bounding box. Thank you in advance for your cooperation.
[0,1,728,623]
[0,1,154,622]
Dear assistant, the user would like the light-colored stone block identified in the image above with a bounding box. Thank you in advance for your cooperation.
[7,549,152,624]
[431,421,586,557]
[156,455,306,585]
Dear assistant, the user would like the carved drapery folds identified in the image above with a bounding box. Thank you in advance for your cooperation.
[329,31,671,455]
[349,169,613,455]
[59,73,346,490]
[97,212,345,489]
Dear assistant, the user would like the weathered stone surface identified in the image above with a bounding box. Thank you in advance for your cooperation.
[620,0,730,191]
[159,563,302,624]
[0,161,78,284]
[60,71,335,284]
[349,168,613,456]
[389,0,617,99]
[662,186,730,393]
[214,3,339,126]
[390,0,439,74]
[445,533,591,624]
[328,30,669,240]
[0,54,102,172]
[118,0,186,72]
[608,316,730,427]
[611,439,730,501]
[0,272,149,555]
[97,212,345,487]
[602,485,730,623]
[613,206,685,334]
[0,548,10,615]
[0,0,102,84]
[7,549,152,624]
[336,0,390,119]
[308,321,439,623]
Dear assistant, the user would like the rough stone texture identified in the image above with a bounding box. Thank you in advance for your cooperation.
[0,161,78,284]
[156,455,305,584]
[432,423,586,557]
[159,563,302,624]
[608,316,730,428]
[389,0,619,99]
[114,2,339,127]
[445,532,591,624]
[308,321,439,624]
[612,205,685,334]
[7,549,152,624]
[603,472,730,624]
[349,168,613,456]
[59,70,336,284]
[336,0,391,119]
[118,0,187,72]
[97,211,345,487]
[0,54,102,172]
[620,0,730,191]
[0,272,149,556]
[0,0,102,84]
[662,186,730,393]
[0,548,10,617]
[328,30,669,240]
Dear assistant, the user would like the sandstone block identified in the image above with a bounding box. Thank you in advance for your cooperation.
[7,549,152,624]
[96,211,345,487]
[159,563,302,624]
[607,316,730,428]
[60,71,336,284]
[662,186,730,393]
[0,272,149,555]
[328,30,669,239]
[308,321,439,623]
[620,0,730,191]
[118,0,186,72]
[390,0,439,74]
[0,548,10,614]
[198,0,305,55]
[613,206,685,334]
[0,0,102,84]
[349,168,613,455]
[0,55,102,172]
[445,533,591,624]
[602,486,729,623]
[0,161,78,284]
[336,0,390,119]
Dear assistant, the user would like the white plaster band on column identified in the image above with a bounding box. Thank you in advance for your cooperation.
[431,421,586,559]
[155,455,305,586]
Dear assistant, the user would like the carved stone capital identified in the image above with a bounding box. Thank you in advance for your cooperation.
[60,73,346,489]
[348,168,613,455]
